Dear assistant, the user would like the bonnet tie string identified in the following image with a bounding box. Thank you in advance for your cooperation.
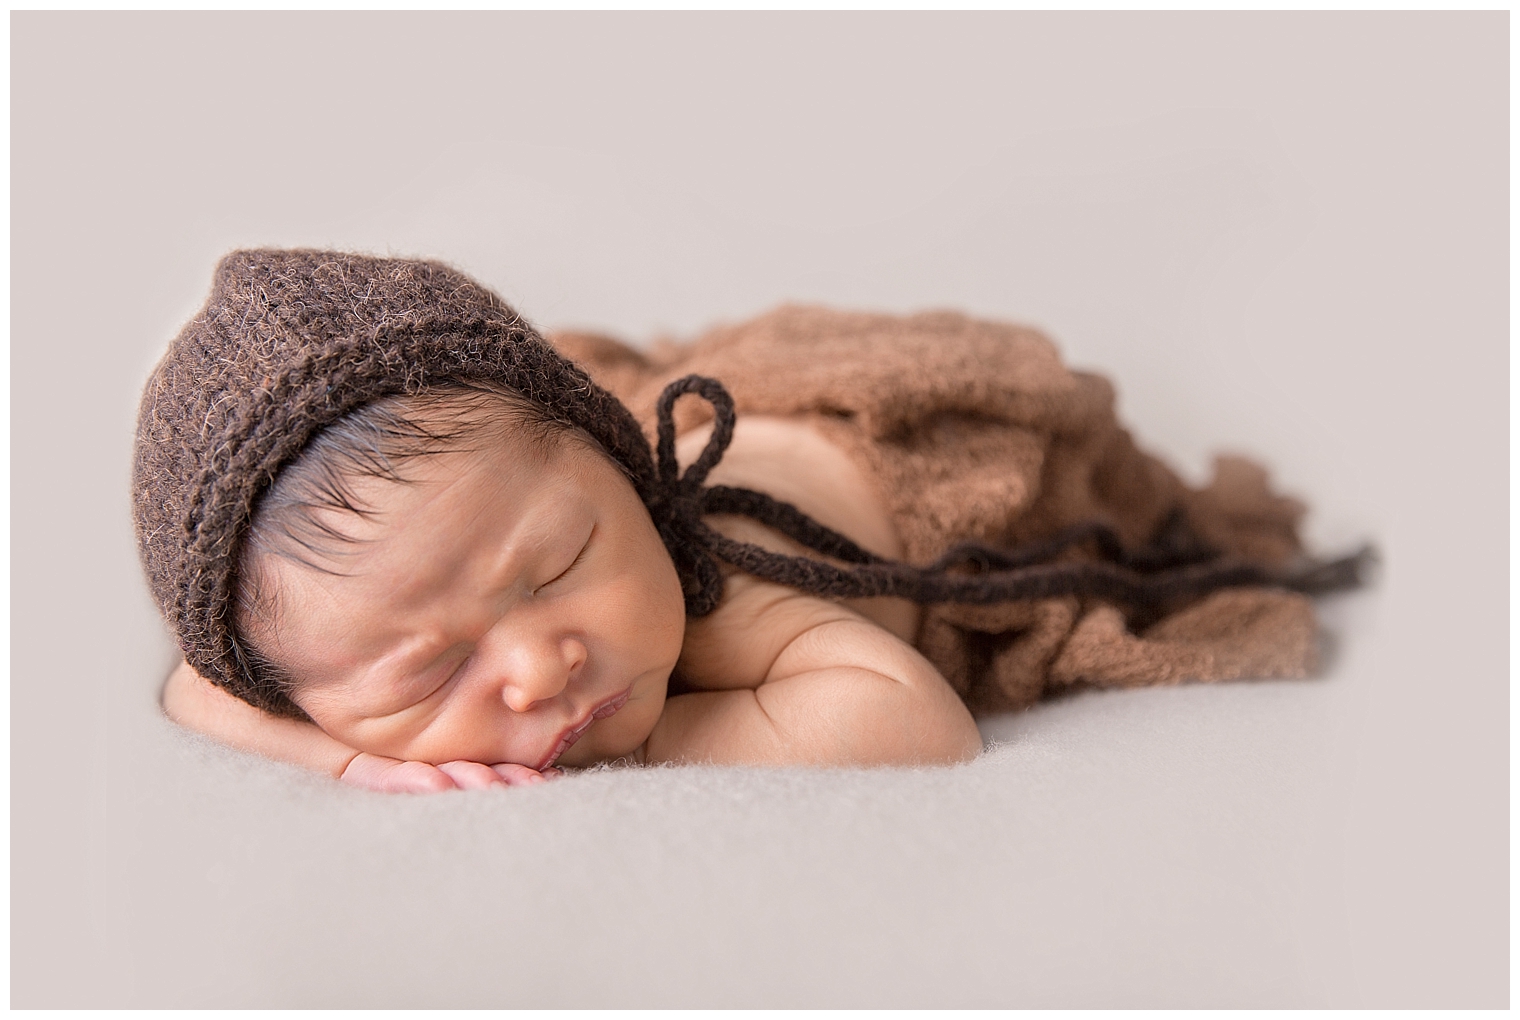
[646,375,1373,619]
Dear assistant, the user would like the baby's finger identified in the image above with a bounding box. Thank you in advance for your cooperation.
[342,754,457,794]
[490,763,555,787]
[437,760,509,790]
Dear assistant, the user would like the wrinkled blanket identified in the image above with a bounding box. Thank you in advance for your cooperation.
[551,307,1315,715]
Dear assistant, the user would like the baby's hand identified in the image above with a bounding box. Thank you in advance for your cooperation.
[340,752,562,793]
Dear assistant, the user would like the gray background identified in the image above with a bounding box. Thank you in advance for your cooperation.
[12,12,1507,1007]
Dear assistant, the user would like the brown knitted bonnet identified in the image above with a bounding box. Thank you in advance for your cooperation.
[133,249,691,715]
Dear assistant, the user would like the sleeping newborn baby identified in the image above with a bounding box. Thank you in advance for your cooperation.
[136,250,1365,793]
[161,381,977,790]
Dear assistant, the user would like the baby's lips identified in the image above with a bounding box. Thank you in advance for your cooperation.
[592,689,631,720]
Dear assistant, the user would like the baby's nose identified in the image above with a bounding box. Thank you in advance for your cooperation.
[499,636,587,713]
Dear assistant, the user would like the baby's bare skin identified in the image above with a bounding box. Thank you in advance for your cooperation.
[163,415,982,791]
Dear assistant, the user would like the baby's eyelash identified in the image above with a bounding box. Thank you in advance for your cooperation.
[537,533,591,593]
[414,652,469,702]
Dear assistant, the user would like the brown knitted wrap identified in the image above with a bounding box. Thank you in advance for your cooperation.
[553,310,1369,715]
[132,249,662,716]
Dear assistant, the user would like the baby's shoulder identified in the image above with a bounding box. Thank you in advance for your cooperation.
[675,512,943,712]
[675,517,854,691]
[680,407,924,647]
[675,414,902,562]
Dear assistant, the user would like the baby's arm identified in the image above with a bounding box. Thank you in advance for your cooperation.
[650,418,980,766]
[646,552,983,767]
[161,662,552,791]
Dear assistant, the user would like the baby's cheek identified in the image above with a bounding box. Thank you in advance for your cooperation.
[332,695,503,767]
[317,714,420,762]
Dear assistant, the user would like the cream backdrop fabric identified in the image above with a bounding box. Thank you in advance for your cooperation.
[11,13,1507,1007]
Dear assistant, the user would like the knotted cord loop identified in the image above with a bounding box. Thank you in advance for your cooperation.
[655,375,737,492]
[645,375,1373,620]
[649,376,741,614]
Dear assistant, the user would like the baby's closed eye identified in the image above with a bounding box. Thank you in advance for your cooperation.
[534,529,592,594]
[356,642,474,719]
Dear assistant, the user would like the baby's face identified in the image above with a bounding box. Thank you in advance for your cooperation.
[250,430,686,770]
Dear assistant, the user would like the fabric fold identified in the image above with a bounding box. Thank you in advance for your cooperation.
[551,305,1319,714]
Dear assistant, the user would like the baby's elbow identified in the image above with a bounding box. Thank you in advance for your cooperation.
[879,685,982,768]
[871,662,983,767]
[920,712,984,766]
[950,720,986,763]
